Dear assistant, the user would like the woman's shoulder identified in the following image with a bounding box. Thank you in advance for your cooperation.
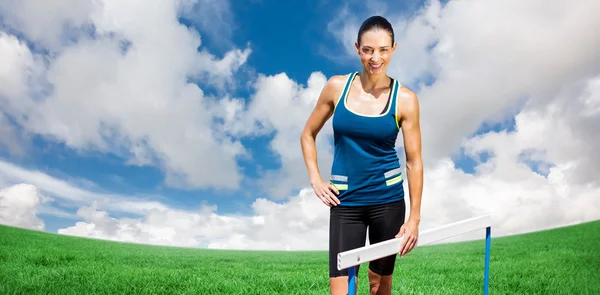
[320,73,355,98]
[326,72,355,86]
[396,83,418,101]
[395,83,419,116]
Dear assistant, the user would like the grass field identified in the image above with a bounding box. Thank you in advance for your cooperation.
[1,220,599,294]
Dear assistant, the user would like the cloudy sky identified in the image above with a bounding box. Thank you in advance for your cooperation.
[0,0,599,250]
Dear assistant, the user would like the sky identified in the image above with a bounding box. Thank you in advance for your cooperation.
[0,0,599,251]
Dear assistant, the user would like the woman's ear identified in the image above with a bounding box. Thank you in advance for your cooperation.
[390,41,397,54]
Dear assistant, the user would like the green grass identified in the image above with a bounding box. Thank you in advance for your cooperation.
[1,220,599,294]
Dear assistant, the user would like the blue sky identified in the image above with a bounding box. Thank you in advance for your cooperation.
[1,0,598,249]
[1,1,448,233]
[0,0,533,231]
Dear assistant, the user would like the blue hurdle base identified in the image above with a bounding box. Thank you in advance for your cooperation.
[348,265,357,295]
[484,226,491,295]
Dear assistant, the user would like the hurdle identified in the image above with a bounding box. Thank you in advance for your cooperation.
[337,214,492,295]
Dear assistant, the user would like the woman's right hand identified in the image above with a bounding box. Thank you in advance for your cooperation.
[312,180,340,207]
[301,75,347,208]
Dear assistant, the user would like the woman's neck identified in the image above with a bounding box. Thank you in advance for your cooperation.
[359,70,390,92]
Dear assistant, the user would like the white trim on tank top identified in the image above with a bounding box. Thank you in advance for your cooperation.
[343,72,399,118]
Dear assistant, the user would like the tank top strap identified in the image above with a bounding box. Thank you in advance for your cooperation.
[389,79,402,130]
[334,72,358,111]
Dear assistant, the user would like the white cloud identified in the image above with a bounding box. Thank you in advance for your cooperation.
[177,0,236,49]
[0,160,168,216]
[419,101,600,240]
[57,188,331,250]
[0,156,330,250]
[243,72,335,198]
[194,47,252,91]
[0,183,47,230]
[0,113,26,157]
[0,0,251,190]
[0,32,38,101]
[0,0,94,51]
[204,71,337,198]
[413,0,600,165]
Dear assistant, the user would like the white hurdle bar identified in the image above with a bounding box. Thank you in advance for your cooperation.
[338,214,492,295]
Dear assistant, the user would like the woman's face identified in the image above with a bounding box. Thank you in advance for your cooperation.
[355,29,396,75]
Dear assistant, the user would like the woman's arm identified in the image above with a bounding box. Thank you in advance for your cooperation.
[396,87,424,257]
[300,75,346,207]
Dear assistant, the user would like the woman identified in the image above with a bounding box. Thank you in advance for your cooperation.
[300,15,424,295]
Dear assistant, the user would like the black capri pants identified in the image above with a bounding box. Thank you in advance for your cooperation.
[329,199,406,277]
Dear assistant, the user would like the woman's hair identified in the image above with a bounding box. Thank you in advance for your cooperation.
[357,15,395,45]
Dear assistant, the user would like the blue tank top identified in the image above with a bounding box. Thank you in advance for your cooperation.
[330,72,404,206]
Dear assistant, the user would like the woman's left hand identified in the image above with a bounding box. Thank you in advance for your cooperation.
[396,218,419,257]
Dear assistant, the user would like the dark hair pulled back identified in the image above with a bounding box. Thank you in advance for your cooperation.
[357,15,395,45]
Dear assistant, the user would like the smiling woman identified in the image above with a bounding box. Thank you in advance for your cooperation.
[300,15,424,295]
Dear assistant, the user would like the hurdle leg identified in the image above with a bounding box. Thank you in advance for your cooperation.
[348,265,357,295]
[484,226,491,295]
